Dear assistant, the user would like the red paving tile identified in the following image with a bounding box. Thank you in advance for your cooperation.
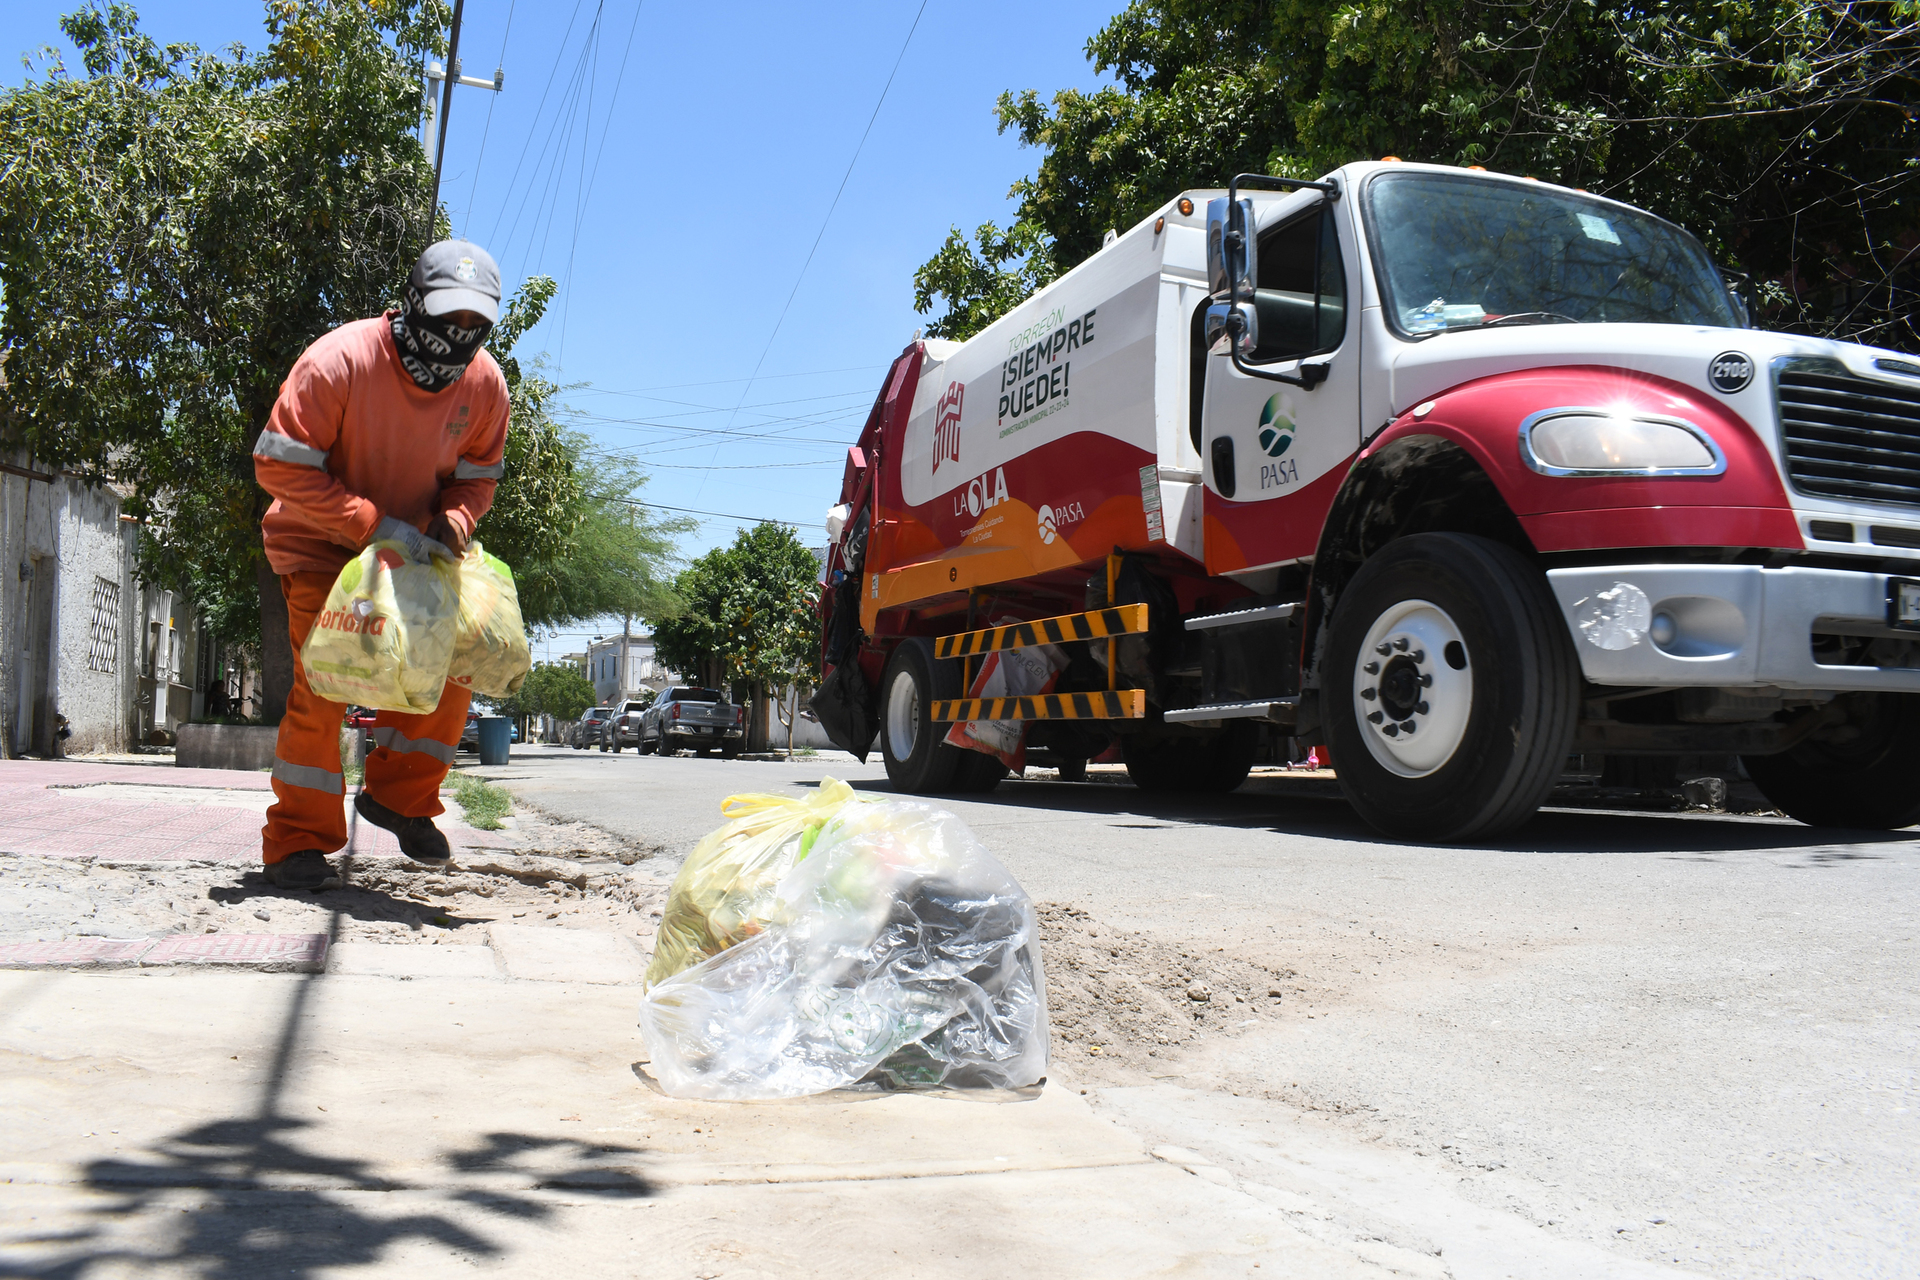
[0,759,504,864]
[0,938,153,967]
[143,933,328,970]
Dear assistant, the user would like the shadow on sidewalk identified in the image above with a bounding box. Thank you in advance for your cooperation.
[5,808,653,1278]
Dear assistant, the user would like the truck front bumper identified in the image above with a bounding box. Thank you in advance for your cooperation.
[1545,564,1920,693]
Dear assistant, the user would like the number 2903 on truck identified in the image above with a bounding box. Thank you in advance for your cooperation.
[811,161,1920,841]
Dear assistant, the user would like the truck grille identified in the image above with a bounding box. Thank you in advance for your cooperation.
[1775,365,1920,508]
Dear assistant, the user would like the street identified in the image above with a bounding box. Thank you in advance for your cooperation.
[1,748,1914,1278]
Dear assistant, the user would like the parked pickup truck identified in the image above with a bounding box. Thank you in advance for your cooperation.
[601,699,653,752]
[637,687,745,757]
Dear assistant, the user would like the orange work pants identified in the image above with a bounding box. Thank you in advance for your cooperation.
[261,570,471,864]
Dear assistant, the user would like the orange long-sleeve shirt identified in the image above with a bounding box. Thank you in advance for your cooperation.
[254,316,510,575]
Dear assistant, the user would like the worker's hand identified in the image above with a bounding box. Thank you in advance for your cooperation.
[373,515,456,563]
[425,512,469,558]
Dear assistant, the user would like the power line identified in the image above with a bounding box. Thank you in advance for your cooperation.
[463,0,517,226]
[571,363,889,395]
[558,0,646,362]
[696,0,929,500]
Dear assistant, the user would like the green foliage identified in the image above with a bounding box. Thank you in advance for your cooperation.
[467,274,690,631]
[484,660,596,723]
[447,771,510,830]
[653,524,822,695]
[916,0,1920,349]
[912,220,1056,341]
[0,0,450,649]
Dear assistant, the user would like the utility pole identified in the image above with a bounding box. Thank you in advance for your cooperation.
[419,0,504,228]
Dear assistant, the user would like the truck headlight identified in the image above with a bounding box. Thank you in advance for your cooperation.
[1519,409,1724,477]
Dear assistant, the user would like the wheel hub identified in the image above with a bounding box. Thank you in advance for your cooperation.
[885,670,921,761]
[1352,599,1472,777]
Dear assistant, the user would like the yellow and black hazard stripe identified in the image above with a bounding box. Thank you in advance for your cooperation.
[933,604,1149,660]
[930,689,1146,722]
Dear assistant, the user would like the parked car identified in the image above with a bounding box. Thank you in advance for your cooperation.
[601,698,655,752]
[636,687,745,758]
[342,706,377,732]
[574,707,612,749]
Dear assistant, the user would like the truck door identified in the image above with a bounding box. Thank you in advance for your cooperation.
[1200,200,1361,575]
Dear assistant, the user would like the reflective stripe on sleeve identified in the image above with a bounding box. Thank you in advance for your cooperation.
[454,457,505,480]
[272,756,345,795]
[372,726,457,765]
[253,430,330,469]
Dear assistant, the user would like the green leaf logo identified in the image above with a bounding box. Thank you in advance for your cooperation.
[1258,395,1295,458]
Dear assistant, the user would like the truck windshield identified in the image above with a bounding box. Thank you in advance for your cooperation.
[1364,172,1736,337]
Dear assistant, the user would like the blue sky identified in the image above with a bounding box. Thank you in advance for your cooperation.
[2,0,1122,658]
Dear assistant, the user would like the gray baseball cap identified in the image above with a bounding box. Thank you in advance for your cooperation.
[411,240,502,323]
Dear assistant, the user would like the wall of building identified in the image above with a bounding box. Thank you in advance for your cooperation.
[0,459,138,756]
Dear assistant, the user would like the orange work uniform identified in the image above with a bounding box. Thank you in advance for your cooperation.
[253,316,510,864]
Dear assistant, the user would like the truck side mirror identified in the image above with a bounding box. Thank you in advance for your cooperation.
[1206,197,1257,299]
[1726,284,1751,328]
[1205,301,1259,357]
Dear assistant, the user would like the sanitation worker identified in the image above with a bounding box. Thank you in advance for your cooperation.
[251,240,509,889]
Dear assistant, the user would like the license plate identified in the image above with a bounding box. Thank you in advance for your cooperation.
[1892,577,1920,630]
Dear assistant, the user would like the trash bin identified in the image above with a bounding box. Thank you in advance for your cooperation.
[478,715,512,765]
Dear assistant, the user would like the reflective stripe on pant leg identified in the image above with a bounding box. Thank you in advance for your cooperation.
[365,683,472,819]
[263,570,353,862]
[372,725,457,765]
[272,755,345,795]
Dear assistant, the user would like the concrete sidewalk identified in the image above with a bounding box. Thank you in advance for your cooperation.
[0,960,1389,1277]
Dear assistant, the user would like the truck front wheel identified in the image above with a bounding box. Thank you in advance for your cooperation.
[1743,693,1920,829]
[1324,533,1578,842]
[880,640,963,793]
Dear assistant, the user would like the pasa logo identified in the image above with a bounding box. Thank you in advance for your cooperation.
[934,381,964,473]
[1258,395,1295,457]
[1037,505,1057,544]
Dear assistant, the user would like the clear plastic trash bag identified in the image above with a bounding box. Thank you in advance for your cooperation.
[300,542,458,714]
[447,541,532,699]
[639,782,1049,1100]
[645,778,862,988]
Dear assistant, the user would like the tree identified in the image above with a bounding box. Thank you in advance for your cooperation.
[0,0,450,721]
[483,659,595,738]
[469,278,690,631]
[653,523,822,751]
[915,0,1920,349]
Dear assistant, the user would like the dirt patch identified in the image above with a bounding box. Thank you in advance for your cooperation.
[1038,902,1296,1082]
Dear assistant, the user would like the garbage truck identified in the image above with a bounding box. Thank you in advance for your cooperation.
[810,160,1920,841]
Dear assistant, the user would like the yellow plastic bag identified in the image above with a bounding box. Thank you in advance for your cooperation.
[645,777,863,988]
[300,543,459,713]
[447,541,532,698]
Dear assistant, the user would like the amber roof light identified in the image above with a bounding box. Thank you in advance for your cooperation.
[1177,198,1194,216]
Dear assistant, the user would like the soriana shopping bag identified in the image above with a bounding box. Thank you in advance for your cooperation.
[300,543,459,713]
[447,541,532,698]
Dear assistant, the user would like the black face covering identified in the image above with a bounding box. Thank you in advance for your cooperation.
[389,283,491,392]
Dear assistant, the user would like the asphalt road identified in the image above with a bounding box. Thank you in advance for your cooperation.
[475,744,1919,1280]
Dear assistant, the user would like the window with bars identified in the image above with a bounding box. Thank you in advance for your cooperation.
[87,578,120,674]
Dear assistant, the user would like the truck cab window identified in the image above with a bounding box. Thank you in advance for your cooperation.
[1253,209,1346,361]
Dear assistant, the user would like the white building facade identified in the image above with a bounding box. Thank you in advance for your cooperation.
[585,631,677,706]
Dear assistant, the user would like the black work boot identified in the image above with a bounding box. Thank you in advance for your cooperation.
[264,850,337,890]
[354,791,452,865]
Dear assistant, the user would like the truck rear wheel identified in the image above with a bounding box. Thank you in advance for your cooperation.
[1324,533,1578,841]
[1122,721,1257,793]
[880,640,964,793]
[1743,693,1920,829]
